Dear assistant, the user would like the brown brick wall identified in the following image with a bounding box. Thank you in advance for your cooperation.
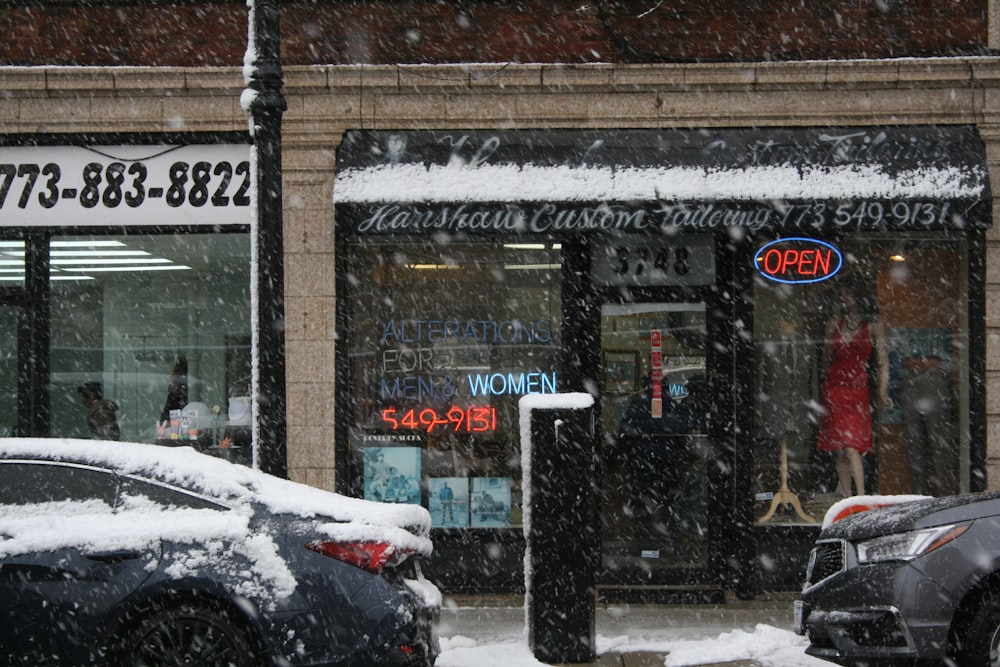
[0,0,991,67]
[0,3,248,66]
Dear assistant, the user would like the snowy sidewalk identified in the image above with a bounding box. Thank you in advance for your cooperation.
[437,593,830,666]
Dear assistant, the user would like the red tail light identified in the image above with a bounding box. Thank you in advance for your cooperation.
[306,540,410,574]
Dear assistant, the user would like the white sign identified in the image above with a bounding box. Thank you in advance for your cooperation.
[591,234,716,287]
[0,144,252,227]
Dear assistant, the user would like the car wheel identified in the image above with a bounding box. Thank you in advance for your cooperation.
[114,602,262,667]
[956,591,1000,667]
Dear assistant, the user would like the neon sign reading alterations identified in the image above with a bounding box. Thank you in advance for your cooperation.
[381,406,498,433]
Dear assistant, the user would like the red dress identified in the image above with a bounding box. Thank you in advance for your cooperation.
[817,319,874,455]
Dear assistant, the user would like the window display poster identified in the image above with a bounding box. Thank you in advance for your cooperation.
[470,477,512,528]
[364,446,421,504]
[428,477,470,528]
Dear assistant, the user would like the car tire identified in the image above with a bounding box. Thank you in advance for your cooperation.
[955,590,1000,667]
[111,601,263,667]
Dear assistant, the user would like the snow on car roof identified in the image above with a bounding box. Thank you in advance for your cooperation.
[0,438,433,603]
[1,438,428,531]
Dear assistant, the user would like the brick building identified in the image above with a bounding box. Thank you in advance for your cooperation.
[2,0,999,595]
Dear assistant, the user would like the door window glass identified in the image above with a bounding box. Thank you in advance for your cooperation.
[600,303,710,569]
[119,476,227,511]
[48,233,251,444]
[0,461,118,508]
[344,239,562,529]
[752,235,970,526]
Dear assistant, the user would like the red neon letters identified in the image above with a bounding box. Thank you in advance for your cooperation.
[754,238,842,284]
[759,248,831,277]
[381,406,497,433]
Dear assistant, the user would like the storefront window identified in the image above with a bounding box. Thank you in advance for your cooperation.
[344,239,562,529]
[0,240,24,436]
[752,234,970,526]
[48,233,251,445]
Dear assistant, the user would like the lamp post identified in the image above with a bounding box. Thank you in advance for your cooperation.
[245,0,287,477]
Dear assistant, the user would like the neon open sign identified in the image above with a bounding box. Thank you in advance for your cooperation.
[754,237,843,285]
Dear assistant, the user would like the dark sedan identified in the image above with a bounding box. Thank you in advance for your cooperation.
[0,438,440,666]
[796,493,1000,667]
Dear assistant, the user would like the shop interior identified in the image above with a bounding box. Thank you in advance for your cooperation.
[39,233,253,448]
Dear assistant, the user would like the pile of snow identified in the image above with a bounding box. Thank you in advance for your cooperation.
[437,623,828,667]
[335,162,985,204]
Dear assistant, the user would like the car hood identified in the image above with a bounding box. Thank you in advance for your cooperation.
[820,492,1000,541]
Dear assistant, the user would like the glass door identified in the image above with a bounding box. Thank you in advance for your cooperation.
[599,301,715,585]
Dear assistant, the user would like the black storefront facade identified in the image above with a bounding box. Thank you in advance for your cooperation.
[333,125,991,597]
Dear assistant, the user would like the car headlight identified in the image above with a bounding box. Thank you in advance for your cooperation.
[856,523,970,563]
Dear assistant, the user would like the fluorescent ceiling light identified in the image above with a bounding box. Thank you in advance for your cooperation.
[504,263,562,270]
[406,264,461,270]
[52,240,126,248]
[52,250,151,257]
[57,265,191,273]
[3,250,152,258]
[51,258,171,266]
[503,243,563,250]
[2,239,189,277]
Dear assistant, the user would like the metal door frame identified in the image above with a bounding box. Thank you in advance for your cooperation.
[562,232,754,597]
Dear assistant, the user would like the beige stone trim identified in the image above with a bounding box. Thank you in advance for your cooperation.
[992,0,1000,51]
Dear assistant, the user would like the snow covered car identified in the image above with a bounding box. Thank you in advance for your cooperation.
[796,493,1000,666]
[0,438,440,666]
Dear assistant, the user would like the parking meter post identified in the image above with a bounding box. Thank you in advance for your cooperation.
[523,399,598,664]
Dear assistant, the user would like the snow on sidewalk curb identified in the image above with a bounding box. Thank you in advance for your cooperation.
[437,624,828,666]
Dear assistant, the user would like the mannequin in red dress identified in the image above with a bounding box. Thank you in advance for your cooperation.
[817,282,892,496]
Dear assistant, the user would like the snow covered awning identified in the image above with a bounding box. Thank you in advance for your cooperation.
[334,127,990,235]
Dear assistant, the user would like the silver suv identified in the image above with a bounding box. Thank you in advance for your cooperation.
[797,493,1000,666]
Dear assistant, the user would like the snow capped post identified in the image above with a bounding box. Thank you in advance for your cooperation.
[520,392,598,664]
[243,0,287,476]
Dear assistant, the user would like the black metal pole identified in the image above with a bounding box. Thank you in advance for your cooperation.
[247,0,287,477]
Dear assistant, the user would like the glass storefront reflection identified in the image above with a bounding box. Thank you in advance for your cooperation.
[344,239,563,528]
[48,233,251,448]
[752,235,970,526]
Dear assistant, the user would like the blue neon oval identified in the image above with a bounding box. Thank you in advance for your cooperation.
[754,237,843,285]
